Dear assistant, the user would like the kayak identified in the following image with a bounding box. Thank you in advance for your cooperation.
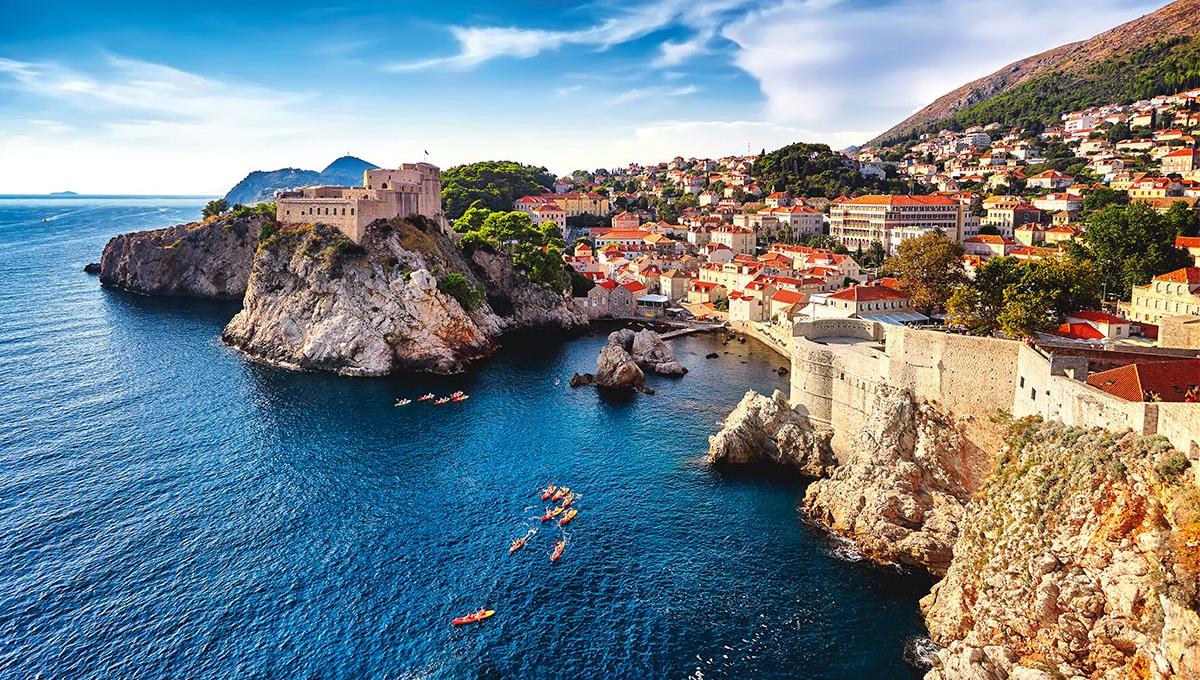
[434,397,451,405]
[417,393,435,402]
[394,399,412,406]
[558,508,578,526]
[550,540,565,562]
[451,609,495,626]
[551,487,570,502]
[540,485,557,501]
[451,395,470,403]
[561,492,575,508]
[541,506,563,522]
[509,536,527,554]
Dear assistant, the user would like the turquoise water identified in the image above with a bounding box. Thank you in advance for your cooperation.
[0,198,931,678]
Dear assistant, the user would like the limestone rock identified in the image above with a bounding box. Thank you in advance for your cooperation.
[221,217,585,376]
[802,386,989,574]
[83,262,100,275]
[99,214,262,299]
[921,421,1200,680]
[569,372,594,387]
[594,341,644,390]
[707,390,835,477]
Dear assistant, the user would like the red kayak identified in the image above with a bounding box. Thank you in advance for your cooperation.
[451,609,495,625]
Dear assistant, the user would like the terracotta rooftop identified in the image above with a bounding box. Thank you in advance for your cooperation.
[827,284,909,303]
[1086,360,1200,403]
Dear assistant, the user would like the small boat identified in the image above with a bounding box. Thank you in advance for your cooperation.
[450,390,465,398]
[451,609,495,626]
[394,398,412,407]
[451,394,470,403]
[541,506,564,522]
[550,540,565,562]
[540,485,557,501]
[551,487,570,502]
[561,491,575,508]
[434,397,451,406]
[509,536,528,554]
[417,393,435,402]
[558,508,578,526]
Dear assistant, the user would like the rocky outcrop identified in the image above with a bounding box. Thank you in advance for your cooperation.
[468,248,588,331]
[99,215,264,299]
[707,390,835,477]
[221,217,585,376]
[591,328,688,390]
[802,387,993,574]
[921,420,1200,680]
[594,339,645,390]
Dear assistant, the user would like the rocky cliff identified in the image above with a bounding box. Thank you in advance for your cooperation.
[707,390,834,477]
[585,328,687,391]
[803,387,992,575]
[922,420,1199,680]
[220,217,585,376]
[99,214,264,299]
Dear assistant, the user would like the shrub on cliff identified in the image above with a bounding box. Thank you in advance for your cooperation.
[454,207,565,289]
[203,199,230,219]
[438,273,482,311]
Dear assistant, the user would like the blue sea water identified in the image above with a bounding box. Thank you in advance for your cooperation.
[0,198,933,679]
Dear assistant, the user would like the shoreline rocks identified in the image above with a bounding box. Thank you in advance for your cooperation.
[99,214,264,299]
[707,389,835,477]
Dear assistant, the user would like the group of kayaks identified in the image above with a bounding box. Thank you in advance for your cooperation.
[451,482,581,627]
[395,391,469,407]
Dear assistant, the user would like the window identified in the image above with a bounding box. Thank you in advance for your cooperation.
[1031,388,1037,400]
[1019,376,1025,388]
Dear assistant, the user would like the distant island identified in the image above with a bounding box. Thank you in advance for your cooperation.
[48,191,79,196]
[223,155,378,205]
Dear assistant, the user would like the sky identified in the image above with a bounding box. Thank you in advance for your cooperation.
[0,0,1169,194]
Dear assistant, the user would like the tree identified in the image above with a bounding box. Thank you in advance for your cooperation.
[860,240,887,268]
[879,231,966,315]
[440,161,555,219]
[1082,187,1128,214]
[203,199,229,219]
[454,206,566,289]
[1080,202,1192,298]
[978,225,1000,236]
[947,254,1101,338]
[1164,200,1199,237]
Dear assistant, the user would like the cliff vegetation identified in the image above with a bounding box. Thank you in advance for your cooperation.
[440,161,555,220]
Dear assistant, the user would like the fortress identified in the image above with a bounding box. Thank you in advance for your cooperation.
[275,162,445,243]
[789,319,1200,466]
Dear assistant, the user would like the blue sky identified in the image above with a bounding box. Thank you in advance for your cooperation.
[0,0,1166,194]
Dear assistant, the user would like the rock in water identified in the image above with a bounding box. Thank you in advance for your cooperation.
[99,215,264,298]
[802,387,984,574]
[707,390,835,477]
[221,217,585,376]
[569,372,594,387]
[83,263,100,275]
[594,341,644,390]
[598,328,687,379]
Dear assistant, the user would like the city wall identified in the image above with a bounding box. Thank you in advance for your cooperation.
[791,320,1200,464]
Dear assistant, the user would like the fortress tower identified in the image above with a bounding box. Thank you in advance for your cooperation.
[275,162,446,243]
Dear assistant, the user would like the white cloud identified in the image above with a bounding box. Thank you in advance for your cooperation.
[610,84,701,105]
[723,0,1163,136]
[387,0,750,71]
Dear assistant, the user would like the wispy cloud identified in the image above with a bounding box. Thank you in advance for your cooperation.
[611,84,700,105]
[555,84,585,96]
[386,0,750,72]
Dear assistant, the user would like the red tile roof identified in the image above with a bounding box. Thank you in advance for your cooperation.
[1086,360,1200,403]
[1155,267,1200,284]
[827,284,909,302]
[1177,236,1200,249]
[842,194,958,207]
[1052,322,1105,340]
[1068,310,1128,325]
[770,289,806,304]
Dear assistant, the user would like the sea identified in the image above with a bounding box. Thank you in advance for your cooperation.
[0,197,933,679]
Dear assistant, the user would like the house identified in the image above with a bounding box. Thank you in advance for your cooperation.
[687,280,727,305]
[532,203,567,236]
[1050,310,1132,341]
[769,289,808,324]
[1120,267,1200,325]
[964,234,1021,258]
[1161,149,1200,175]
[1043,224,1081,245]
[659,269,692,301]
[1027,170,1075,190]
[611,211,641,230]
[710,226,757,256]
[764,191,791,208]
[1086,360,1200,403]
[982,197,1040,234]
[1032,193,1083,214]
[1178,236,1200,266]
[800,282,927,324]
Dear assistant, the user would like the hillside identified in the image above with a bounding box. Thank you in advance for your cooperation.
[224,155,378,205]
[870,0,1200,146]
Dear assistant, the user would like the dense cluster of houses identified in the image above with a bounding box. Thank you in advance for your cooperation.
[490,87,1200,353]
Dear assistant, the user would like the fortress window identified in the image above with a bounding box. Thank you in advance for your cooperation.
[1019,376,1025,388]
[1031,388,1037,400]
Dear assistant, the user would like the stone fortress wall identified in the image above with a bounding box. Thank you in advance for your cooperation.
[791,320,1200,467]
[275,162,445,243]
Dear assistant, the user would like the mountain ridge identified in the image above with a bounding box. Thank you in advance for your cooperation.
[868,0,1200,146]
[224,155,378,205]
